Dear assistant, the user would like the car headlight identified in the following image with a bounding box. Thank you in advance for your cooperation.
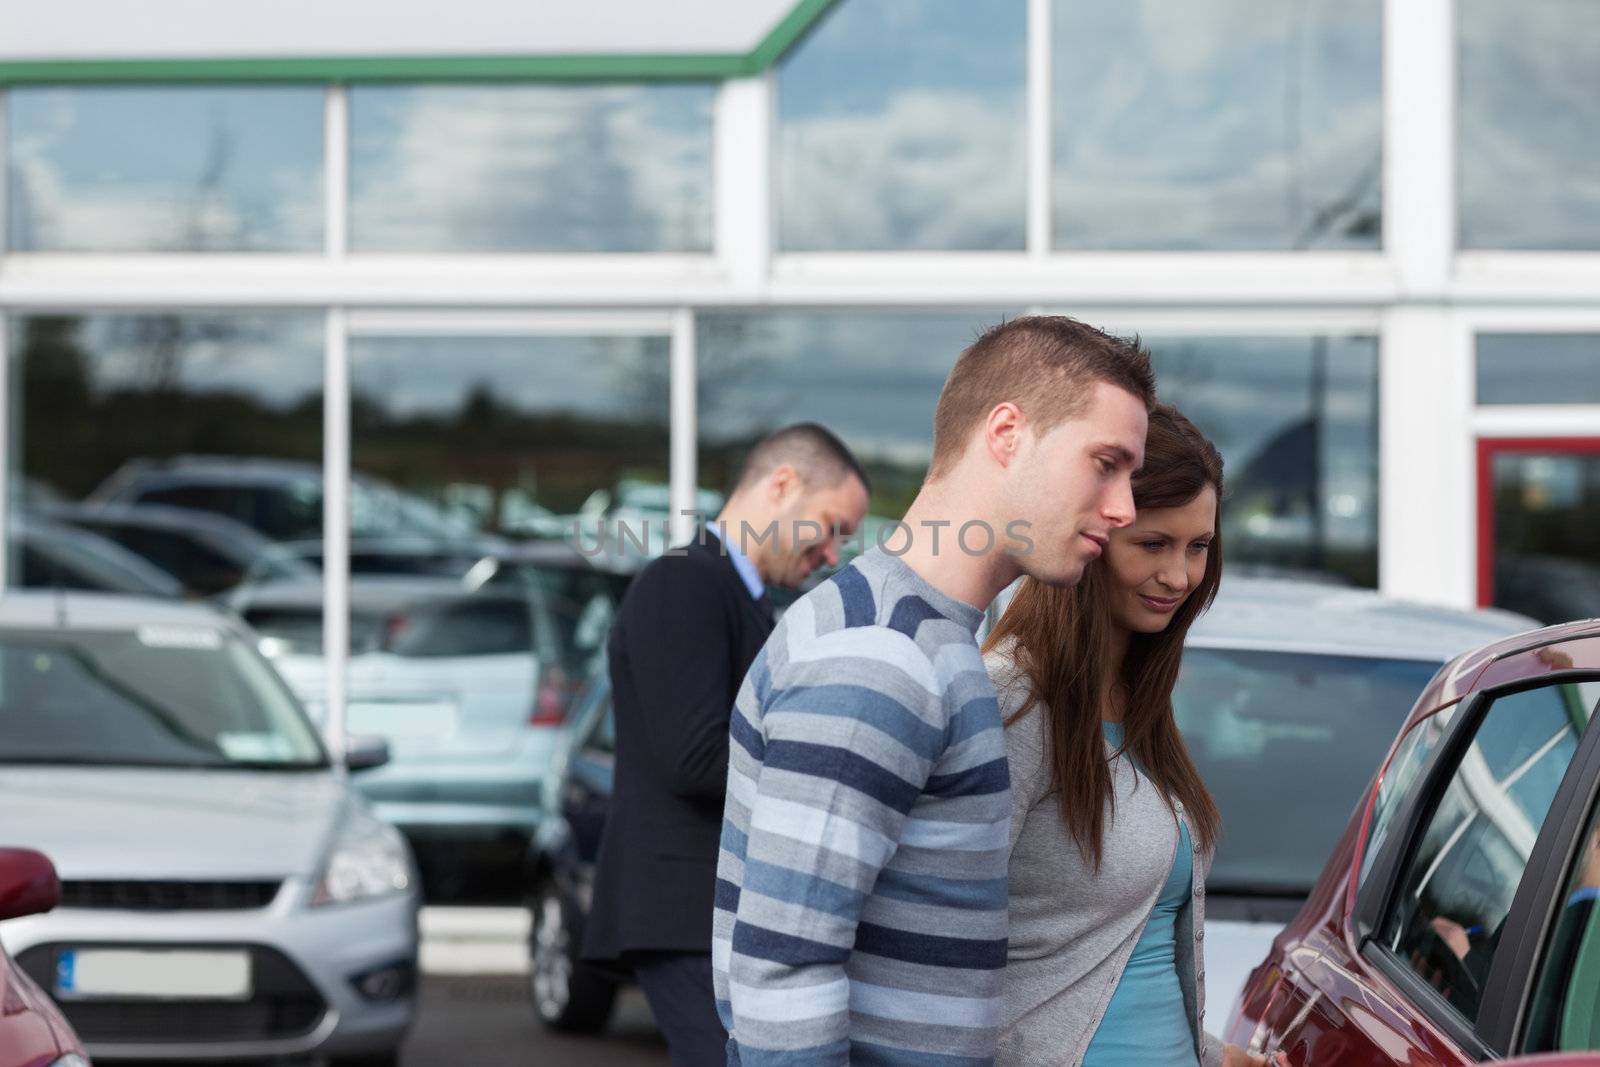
[312,813,412,907]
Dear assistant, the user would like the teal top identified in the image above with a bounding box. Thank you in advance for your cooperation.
[1082,722,1201,1067]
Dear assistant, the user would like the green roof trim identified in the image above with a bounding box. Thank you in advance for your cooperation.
[0,0,840,84]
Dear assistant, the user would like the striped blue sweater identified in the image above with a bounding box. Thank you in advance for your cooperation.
[713,549,1010,1065]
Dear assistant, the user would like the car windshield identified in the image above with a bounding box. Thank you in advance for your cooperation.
[0,628,327,769]
[243,606,389,656]
[1173,647,1443,896]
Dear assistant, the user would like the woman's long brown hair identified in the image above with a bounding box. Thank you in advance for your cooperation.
[983,403,1224,867]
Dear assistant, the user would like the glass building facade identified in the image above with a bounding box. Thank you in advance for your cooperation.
[2,0,1598,639]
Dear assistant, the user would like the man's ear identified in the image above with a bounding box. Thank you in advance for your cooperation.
[984,402,1025,469]
[767,463,801,503]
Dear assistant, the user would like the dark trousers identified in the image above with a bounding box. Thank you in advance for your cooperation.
[630,951,728,1067]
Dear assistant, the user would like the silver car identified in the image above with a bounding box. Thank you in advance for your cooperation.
[0,592,418,1065]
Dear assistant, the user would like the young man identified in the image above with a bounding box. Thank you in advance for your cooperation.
[713,316,1155,1065]
[584,423,870,1067]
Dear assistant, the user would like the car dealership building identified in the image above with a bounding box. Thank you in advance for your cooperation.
[1,0,1597,659]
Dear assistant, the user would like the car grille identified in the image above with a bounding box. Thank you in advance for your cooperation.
[16,944,327,1045]
[59,880,282,912]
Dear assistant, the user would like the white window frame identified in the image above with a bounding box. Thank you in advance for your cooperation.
[2,0,1600,630]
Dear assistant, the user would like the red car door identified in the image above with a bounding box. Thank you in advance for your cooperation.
[1232,630,1600,1066]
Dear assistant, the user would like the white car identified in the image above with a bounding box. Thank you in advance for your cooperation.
[0,592,418,1065]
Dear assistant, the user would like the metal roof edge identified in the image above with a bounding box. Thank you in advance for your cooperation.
[0,0,839,84]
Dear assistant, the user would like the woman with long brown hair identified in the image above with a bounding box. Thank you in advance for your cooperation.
[984,404,1267,1067]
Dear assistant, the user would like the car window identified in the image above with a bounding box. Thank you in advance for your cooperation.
[1173,648,1443,895]
[1517,679,1600,1054]
[140,484,321,541]
[243,606,388,656]
[583,704,616,759]
[386,598,532,658]
[98,524,242,591]
[1361,705,1461,886]
[1523,786,1600,1053]
[1378,680,1598,1023]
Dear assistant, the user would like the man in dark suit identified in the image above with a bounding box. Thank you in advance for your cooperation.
[583,423,870,1066]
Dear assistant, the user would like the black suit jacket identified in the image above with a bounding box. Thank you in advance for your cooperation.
[582,531,774,962]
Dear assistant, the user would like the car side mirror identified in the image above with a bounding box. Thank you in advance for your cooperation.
[345,735,391,773]
[0,848,60,921]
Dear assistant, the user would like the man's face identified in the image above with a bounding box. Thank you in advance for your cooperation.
[1006,381,1148,587]
[770,473,870,589]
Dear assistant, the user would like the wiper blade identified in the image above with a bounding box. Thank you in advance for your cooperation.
[0,754,222,769]
[0,755,328,771]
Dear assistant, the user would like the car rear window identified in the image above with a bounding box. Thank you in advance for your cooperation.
[385,598,533,658]
[243,606,387,655]
[1174,648,1444,896]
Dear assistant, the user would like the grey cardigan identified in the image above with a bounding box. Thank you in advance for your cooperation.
[987,643,1224,1067]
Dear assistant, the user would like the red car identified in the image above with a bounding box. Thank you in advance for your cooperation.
[1229,617,1600,1066]
[0,849,88,1067]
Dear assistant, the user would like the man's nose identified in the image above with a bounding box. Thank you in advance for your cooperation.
[1104,477,1136,528]
[823,539,841,567]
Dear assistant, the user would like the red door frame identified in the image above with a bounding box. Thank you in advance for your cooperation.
[1477,436,1600,608]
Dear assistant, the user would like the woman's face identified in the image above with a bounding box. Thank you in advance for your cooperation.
[1103,484,1218,635]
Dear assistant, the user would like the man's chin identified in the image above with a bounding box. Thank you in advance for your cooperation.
[1021,555,1087,589]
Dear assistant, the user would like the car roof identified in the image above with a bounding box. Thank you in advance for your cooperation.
[1429,614,1600,705]
[0,590,245,634]
[39,501,277,549]
[1187,577,1538,662]
[227,575,490,614]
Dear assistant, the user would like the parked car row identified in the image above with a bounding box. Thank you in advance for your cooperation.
[520,576,1600,1067]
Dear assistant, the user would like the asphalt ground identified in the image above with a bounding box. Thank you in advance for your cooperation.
[103,907,669,1067]
[403,975,668,1066]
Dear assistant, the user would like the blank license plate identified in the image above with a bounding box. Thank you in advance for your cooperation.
[56,949,252,1001]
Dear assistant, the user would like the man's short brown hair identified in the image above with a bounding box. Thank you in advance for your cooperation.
[928,315,1156,478]
[733,422,871,495]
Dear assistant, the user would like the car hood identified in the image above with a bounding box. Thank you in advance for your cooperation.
[0,766,350,880]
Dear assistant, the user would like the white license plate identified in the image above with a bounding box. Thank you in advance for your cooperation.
[55,949,252,1001]
[347,700,459,739]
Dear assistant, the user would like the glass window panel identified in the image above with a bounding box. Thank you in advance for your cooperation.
[1487,448,1600,625]
[1477,335,1600,406]
[1053,0,1382,250]
[349,84,714,252]
[8,313,324,596]
[350,334,671,537]
[1460,0,1600,250]
[1150,336,1380,587]
[1380,682,1593,1023]
[6,87,323,252]
[776,0,1027,251]
[697,310,1017,522]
